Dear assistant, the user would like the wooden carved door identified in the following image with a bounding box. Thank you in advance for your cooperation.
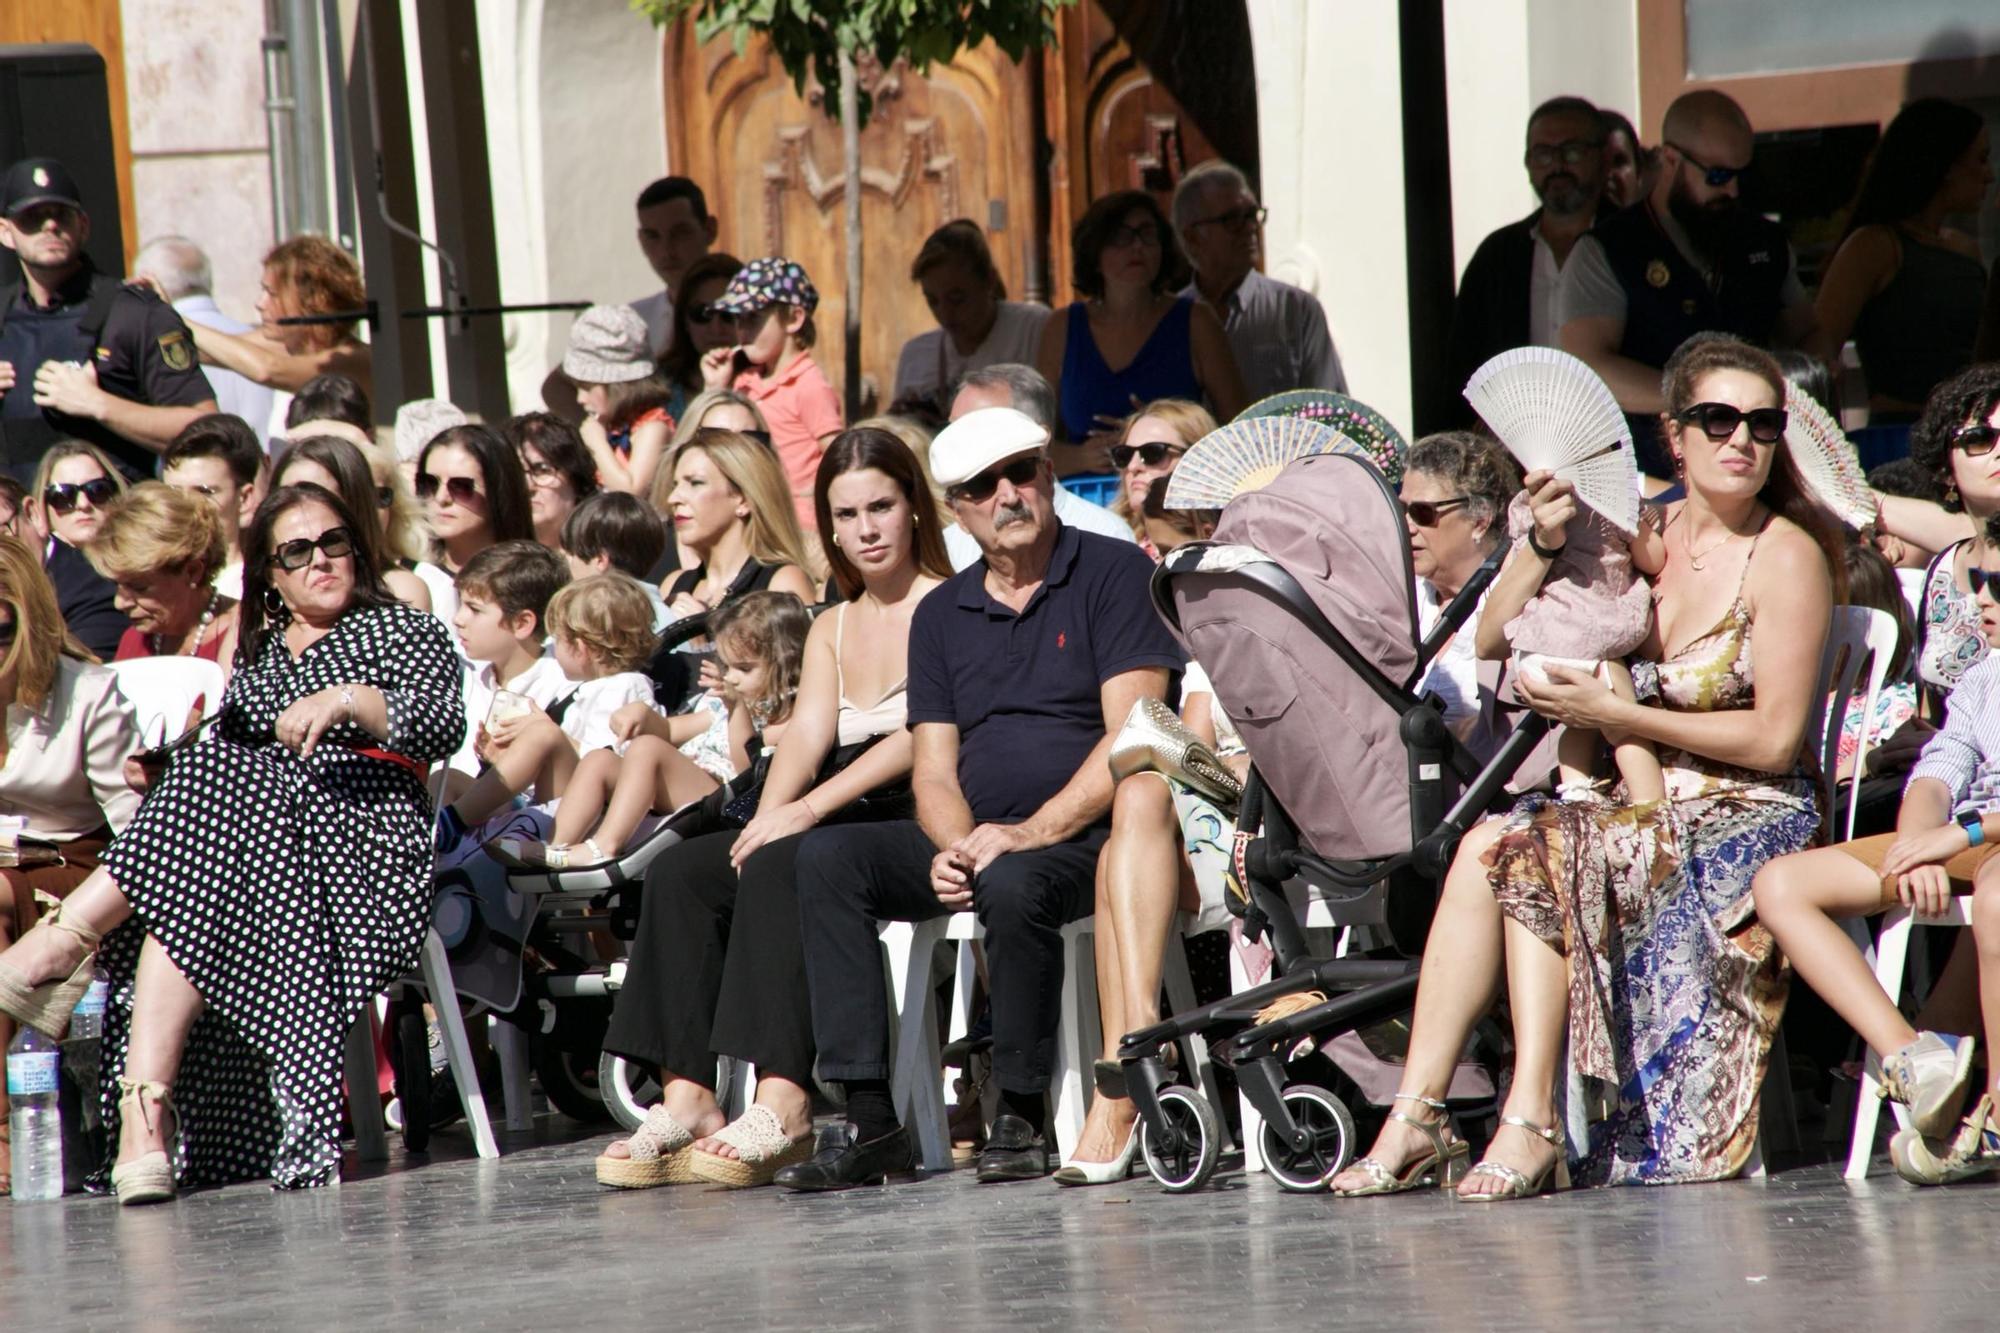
[665,28,1042,414]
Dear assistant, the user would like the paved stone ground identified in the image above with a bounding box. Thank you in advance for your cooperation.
[4,1112,1999,1332]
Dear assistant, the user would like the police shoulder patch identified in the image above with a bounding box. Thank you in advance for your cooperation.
[158,330,193,372]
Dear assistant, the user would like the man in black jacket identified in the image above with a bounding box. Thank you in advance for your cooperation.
[1443,96,1609,428]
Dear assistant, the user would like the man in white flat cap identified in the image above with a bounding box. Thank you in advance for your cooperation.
[779,403,1183,1193]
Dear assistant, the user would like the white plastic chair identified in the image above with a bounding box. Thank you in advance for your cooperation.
[106,655,225,747]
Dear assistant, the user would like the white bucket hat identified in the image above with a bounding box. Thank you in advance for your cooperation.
[563,304,655,384]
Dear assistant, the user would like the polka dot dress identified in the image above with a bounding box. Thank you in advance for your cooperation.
[90,603,465,1191]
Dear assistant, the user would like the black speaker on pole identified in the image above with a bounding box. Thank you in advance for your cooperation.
[0,43,125,284]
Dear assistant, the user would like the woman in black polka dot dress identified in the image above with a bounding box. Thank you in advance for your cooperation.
[0,482,463,1198]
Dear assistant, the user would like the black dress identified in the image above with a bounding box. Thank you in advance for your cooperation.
[92,602,464,1190]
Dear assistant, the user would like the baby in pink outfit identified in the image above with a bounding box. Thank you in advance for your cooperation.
[1501,488,1669,802]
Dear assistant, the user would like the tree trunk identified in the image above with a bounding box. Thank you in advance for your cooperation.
[839,46,862,419]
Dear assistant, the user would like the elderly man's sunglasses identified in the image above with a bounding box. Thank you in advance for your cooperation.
[1676,403,1787,445]
[1665,141,1747,188]
[415,473,481,504]
[273,527,354,572]
[949,456,1042,503]
[1952,425,2000,457]
[42,478,118,513]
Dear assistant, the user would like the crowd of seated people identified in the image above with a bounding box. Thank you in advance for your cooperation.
[4,92,2000,1220]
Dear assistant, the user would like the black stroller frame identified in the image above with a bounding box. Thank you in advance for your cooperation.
[1119,472,1548,1192]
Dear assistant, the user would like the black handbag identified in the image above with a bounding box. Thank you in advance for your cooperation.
[712,733,914,830]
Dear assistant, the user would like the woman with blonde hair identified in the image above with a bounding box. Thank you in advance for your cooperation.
[0,534,143,1193]
[181,235,372,398]
[1108,398,1216,560]
[86,483,240,670]
[26,440,132,660]
[658,429,817,622]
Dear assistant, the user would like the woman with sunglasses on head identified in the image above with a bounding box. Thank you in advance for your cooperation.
[658,253,745,424]
[1035,191,1246,469]
[87,483,240,673]
[274,434,436,615]
[0,535,145,1195]
[413,424,536,623]
[1332,334,1844,1200]
[0,482,464,1201]
[24,440,130,660]
[1108,399,1216,560]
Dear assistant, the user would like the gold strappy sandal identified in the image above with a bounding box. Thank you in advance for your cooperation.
[1329,1092,1469,1196]
[1460,1114,1569,1202]
[0,903,102,1041]
[111,1078,178,1206]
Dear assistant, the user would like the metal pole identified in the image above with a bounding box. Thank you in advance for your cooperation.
[284,0,330,238]
[839,46,862,418]
[261,0,296,240]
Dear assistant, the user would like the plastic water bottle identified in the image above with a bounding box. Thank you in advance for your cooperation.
[7,1028,63,1200]
[71,979,107,1042]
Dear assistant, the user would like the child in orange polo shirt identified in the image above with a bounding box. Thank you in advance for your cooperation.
[701,257,842,531]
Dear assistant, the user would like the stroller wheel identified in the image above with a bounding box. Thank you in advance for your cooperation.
[535,1037,612,1124]
[1140,1085,1220,1193]
[393,1008,432,1154]
[1259,1084,1357,1192]
[597,1050,663,1132]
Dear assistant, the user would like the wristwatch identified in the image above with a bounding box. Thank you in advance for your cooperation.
[1957,809,1985,847]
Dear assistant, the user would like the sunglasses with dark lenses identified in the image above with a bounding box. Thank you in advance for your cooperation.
[0,618,15,649]
[686,304,732,327]
[42,477,118,513]
[414,473,482,504]
[950,456,1043,503]
[1404,496,1471,526]
[1667,141,1747,188]
[1952,425,2000,457]
[272,527,355,572]
[1110,442,1180,469]
[1676,402,1788,445]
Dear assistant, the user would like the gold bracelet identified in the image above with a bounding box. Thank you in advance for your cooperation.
[800,793,820,822]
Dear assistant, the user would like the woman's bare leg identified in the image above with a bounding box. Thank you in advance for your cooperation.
[1460,917,1566,1197]
[694,1075,813,1159]
[1753,846,1916,1057]
[1328,817,1508,1191]
[1914,934,1983,1037]
[601,1070,727,1159]
[0,867,134,986]
[118,936,204,1163]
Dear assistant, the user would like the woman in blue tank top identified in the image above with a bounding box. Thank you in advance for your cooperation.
[1036,189,1246,452]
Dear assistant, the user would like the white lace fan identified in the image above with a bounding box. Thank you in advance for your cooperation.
[1782,383,1877,528]
[1463,347,1639,536]
[1163,416,1371,511]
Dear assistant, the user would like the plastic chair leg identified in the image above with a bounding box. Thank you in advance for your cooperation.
[1847,908,1916,1179]
[885,919,953,1172]
[1051,918,1099,1166]
[490,1018,535,1132]
[345,1011,389,1163]
[420,928,500,1159]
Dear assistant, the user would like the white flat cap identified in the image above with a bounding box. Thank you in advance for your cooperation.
[929,406,1049,488]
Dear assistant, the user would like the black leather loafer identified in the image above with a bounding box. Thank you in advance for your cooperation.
[974,1113,1049,1183]
[774,1123,916,1192]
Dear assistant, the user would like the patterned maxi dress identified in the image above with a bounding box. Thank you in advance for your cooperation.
[89,603,464,1190]
[1485,549,1819,1185]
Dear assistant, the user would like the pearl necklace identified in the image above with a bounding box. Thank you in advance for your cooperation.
[151,589,221,657]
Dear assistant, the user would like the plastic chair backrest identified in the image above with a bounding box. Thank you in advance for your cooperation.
[1812,606,1898,842]
[105,655,226,748]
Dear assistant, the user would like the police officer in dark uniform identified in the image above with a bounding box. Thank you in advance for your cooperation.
[1554,90,1817,480]
[0,157,217,483]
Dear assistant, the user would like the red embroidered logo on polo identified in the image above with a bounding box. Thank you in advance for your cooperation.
[1057,631,1067,649]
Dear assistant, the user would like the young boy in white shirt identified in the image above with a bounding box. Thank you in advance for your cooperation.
[446,540,573,777]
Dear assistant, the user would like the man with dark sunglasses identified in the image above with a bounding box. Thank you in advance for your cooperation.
[1556,91,1817,479]
[0,158,218,483]
[780,405,1183,1192]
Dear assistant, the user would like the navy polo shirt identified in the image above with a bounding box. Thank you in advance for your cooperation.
[907,522,1184,823]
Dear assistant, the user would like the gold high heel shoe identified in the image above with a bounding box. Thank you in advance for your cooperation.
[1459,1114,1569,1201]
[1108,697,1243,808]
[0,903,102,1040]
[111,1078,177,1206]
[1329,1092,1470,1196]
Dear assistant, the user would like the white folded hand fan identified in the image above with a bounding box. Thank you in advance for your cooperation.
[1463,347,1639,536]
[1163,416,1371,511]
[1781,383,1877,529]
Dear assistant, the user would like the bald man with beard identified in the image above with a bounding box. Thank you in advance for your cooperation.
[1556,90,1817,479]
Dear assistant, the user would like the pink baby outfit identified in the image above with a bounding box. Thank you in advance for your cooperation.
[1501,489,1651,659]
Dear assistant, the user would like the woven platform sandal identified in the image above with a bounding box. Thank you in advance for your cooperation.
[687,1105,814,1188]
[1460,1114,1568,1202]
[111,1078,178,1206]
[0,902,102,1040]
[595,1105,699,1188]
[1329,1092,1469,1196]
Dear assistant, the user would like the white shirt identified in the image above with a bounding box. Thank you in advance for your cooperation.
[1,657,143,841]
[1181,268,1346,403]
[629,290,674,360]
[214,560,243,602]
[891,302,1051,408]
[450,655,572,776]
[1415,579,1502,764]
[1527,230,1565,350]
[562,671,657,755]
[173,295,276,448]
[941,488,1138,572]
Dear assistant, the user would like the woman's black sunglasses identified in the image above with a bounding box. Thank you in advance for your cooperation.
[0,618,16,648]
[1404,496,1470,526]
[1676,402,1787,445]
[687,304,732,327]
[272,527,355,572]
[1968,567,2000,598]
[1110,442,1180,469]
[42,477,118,513]
[948,456,1042,503]
[1952,425,2000,457]
[414,473,481,504]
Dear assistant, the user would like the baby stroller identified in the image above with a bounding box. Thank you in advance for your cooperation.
[1119,451,1548,1192]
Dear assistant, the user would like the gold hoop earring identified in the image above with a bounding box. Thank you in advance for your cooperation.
[831,534,841,547]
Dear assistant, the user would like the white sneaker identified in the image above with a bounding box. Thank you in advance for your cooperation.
[1881,1031,1977,1140]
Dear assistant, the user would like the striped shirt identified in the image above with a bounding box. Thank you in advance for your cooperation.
[1909,651,2000,816]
